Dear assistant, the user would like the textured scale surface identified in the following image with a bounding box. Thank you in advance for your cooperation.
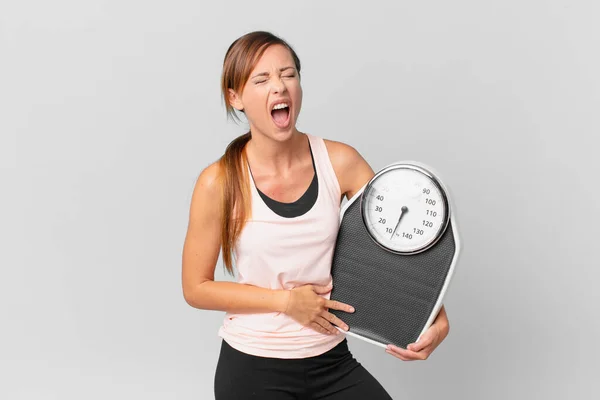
[330,196,456,349]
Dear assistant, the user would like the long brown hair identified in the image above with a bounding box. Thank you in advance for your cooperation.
[218,31,302,275]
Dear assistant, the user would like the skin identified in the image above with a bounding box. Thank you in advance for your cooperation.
[181,43,449,362]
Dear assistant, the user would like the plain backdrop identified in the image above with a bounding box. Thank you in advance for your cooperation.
[2,1,599,399]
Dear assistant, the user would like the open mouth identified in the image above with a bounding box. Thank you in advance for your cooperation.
[270,102,290,128]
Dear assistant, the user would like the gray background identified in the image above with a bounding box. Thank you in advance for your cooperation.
[2,0,599,399]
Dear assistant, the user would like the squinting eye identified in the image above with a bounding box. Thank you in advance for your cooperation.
[255,80,266,84]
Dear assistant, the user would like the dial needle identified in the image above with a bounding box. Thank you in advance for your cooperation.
[391,206,408,239]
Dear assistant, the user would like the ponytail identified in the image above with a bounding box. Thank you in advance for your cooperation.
[218,131,252,275]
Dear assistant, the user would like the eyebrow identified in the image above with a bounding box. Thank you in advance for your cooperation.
[251,66,295,79]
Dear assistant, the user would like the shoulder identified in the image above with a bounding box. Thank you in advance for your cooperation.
[194,160,222,196]
[190,160,223,217]
[322,137,375,200]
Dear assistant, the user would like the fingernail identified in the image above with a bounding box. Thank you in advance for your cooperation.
[349,307,355,312]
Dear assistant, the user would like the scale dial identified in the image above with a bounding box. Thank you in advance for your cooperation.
[360,163,450,254]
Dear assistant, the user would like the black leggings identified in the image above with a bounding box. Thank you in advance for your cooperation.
[214,338,393,399]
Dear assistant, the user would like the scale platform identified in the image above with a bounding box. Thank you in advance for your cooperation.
[329,167,460,350]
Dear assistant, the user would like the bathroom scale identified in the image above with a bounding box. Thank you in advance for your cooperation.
[329,161,461,350]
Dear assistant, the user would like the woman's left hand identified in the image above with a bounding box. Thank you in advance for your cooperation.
[385,306,449,361]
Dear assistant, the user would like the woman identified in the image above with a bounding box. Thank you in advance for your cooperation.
[182,30,450,399]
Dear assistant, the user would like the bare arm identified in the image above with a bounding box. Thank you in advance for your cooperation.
[324,139,375,201]
[181,162,289,314]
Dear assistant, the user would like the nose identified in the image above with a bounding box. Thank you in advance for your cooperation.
[270,76,286,94]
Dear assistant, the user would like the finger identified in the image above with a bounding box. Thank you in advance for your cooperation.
[385,348,409,361]
[322,311,349,331]
[315,316,338,335]
[386,344,427,361]
[388,348,423,361]
[310,322,331,335]
[407,336,433,352]
[325,299,355,313]
[408,326,439,352]
[313,320,336,335]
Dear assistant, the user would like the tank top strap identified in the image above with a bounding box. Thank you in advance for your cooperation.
[306,133,342,206]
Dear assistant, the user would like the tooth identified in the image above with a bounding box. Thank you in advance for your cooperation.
[272,103,289,110]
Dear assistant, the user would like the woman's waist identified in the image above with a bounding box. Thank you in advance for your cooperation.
[218,313,346,358]
[220,311,329,336]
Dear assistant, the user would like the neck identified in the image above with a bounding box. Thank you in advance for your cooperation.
[246,129,307,176]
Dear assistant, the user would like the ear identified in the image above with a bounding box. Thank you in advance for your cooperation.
[228,89,244,111]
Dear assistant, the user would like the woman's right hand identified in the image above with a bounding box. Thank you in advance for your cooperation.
[283,283,355,335]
